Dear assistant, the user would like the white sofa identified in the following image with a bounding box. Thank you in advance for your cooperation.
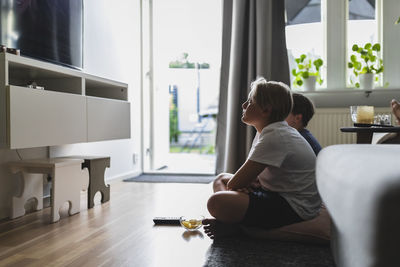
[316,144,400,267]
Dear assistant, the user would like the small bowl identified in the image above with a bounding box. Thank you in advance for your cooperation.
[179,215,204,231]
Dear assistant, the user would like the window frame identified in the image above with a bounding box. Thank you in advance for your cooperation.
[320,0,400,90]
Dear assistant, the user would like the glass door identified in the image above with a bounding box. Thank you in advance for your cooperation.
[142,0,222,174]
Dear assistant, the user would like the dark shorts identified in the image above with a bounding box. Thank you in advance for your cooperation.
[241,189,303,230]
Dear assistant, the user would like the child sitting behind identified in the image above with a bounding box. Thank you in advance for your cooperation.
[203,78,321,239]
[285,93,322,155]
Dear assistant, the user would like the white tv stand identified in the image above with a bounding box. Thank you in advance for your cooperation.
[0,52,130,149]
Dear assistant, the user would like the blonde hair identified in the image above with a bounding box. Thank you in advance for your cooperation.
[249,77,293,123]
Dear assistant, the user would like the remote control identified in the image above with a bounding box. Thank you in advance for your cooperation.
[153,217,181,225]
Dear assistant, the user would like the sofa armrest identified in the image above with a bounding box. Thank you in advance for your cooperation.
[316,144,400,267]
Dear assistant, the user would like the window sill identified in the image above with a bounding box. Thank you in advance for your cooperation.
[294,88,400,108]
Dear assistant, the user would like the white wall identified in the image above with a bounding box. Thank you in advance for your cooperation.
[50,0,142,181]
[0,0,142,220]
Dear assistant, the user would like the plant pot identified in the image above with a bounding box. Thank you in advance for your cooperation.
[303,76,317,91]
[359,73,374,89]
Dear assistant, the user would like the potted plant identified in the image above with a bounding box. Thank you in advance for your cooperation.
[347,43,383,89]
[292,54,323,91]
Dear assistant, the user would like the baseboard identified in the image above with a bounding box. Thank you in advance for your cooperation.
[0,209,8,221]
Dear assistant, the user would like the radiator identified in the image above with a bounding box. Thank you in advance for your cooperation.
[307,108,392,148]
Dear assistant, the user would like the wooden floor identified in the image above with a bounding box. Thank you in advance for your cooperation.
[0,180,214,267]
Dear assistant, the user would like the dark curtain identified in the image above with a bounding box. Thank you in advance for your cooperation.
[215,0,290,174]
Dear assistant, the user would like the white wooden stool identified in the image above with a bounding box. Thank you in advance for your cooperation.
[9,158,89,223]
[8,172,44,219]
[60,156,111,208]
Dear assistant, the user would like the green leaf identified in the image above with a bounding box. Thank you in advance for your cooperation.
[313,59,323,71]
[302,72,310,79]
[296,80,303,86]
[360,50,368,56]
[348,62,353,68]
[300,54,306,62]
[364,43,372,49]
[355,62,362,70]
[396,17,400,24]
[352,44,358,51]
[295,58,300,64]
[298,64,304,70]
[292,69,297,76]
[372,43,381,52]
[357,47,363,53]
[313,58,323,67]
[350,55,357,62]
[355,82,360,88]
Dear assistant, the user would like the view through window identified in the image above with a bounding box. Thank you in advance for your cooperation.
[146,0,222,174]
[347,0,377,87]
[285,0,325,90]
[285,0,378,91]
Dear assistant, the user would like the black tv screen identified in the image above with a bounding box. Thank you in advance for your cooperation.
[0,0,83,69]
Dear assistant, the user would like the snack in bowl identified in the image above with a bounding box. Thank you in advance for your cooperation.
[180,216,204,231]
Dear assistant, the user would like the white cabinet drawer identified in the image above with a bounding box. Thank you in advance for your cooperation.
[7,86,87,149]
[87,96,131,142]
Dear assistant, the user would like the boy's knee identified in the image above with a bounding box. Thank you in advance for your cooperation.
[207,193,224,218]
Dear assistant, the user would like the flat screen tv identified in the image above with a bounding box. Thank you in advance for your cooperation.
[0,0,83,69]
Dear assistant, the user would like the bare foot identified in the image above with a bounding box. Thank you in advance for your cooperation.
[202,218,241,239]
[391,99,400,125]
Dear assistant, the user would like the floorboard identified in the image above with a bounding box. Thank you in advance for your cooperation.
[0,180,214,267]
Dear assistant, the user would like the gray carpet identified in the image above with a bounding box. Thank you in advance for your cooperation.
[203,237,334,267]
[123,174,215,184]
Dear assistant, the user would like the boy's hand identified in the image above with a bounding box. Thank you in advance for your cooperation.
[235,178,261,194]
[250,178,261,189]
[236,187,252,194]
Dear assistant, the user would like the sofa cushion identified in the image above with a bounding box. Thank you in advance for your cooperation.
[241,205,331,245]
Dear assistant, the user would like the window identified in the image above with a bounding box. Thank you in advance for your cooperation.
[285,0,325,90]
[347,0,377,87]
[286,0,400,90]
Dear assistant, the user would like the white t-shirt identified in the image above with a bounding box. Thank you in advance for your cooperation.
[248,121,321,220]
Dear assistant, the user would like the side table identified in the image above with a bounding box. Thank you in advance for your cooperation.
[340,126,400,144]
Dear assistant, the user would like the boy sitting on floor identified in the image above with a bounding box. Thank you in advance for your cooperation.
[203,78,321,239]
[285,93,322,155]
